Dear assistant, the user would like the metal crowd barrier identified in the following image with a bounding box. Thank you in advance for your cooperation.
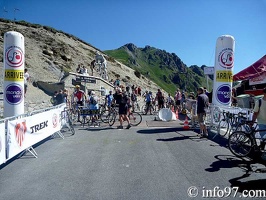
[185,99,253,130]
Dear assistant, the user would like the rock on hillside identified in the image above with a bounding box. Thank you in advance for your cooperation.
[0,19,163,110]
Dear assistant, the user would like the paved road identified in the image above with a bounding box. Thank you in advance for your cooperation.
[1,116,266,200]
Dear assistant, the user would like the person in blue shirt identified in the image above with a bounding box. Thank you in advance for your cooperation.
[106,90,113,109]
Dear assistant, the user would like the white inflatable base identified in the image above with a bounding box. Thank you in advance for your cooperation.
[158,108,173,122]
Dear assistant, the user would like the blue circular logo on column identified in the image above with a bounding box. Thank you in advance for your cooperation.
[216,84,231,105]
[5,84,23,105]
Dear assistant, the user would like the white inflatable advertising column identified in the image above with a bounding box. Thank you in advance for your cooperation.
[212,35,235,106]
[3,31,25,117]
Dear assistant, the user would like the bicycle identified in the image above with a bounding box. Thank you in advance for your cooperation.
[108,108,142,127]
[60,107,75,135]
[228,119,266,158]
[132,100,141,112]
[217,111,248,137]
[141,102,155,115]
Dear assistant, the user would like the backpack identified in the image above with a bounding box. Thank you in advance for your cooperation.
[90,96,97,105]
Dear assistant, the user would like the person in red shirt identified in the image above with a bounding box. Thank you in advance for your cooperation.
[73,85,87,122]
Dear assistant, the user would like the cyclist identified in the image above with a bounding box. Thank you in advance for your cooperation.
[87,90,99,123]
[95,51,108,80]
[73,85,87,122]
[144,91,153,115]
[105,90,113,110]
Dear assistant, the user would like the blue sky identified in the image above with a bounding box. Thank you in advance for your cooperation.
[1,0,265,74]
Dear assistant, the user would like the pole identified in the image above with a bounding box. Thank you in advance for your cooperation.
[3,31,25,117]
[212,35,235,106]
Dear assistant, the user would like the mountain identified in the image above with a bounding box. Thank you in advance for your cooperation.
[105,43,212,94]
[0,19,164,103]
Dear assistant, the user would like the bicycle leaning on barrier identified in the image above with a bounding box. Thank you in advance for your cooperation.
[228,118,266,159]
[217,111,251,137]
[60,107,75,135]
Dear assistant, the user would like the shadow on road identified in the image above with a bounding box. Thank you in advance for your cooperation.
[206,154,266,192]
[137,127,185,134]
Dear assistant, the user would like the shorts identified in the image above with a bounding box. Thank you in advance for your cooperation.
[119,104,127,115]
[175,100,181,106]
[197,113,206,124]
[158,100,164,106]
[77,101,84,107]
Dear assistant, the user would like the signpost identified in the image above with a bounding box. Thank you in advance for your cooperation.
[76,76,96,84]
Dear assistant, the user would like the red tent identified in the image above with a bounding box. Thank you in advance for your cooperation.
[233,55,266,81]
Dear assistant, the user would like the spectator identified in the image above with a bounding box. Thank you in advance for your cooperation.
[73,85,87,122]
[114,88,131,129]
[196,87,209,137]
[55,89,65,105]
[106,90,113,109]
[114,78,120,87]
[51,91,58,106]
[251,87,266,150]
[24,68,30,96]
[90,60,96,76]
[156,89,165,110]
[82,65,88,75]
[76,64,82,74]
[174,89,182,112]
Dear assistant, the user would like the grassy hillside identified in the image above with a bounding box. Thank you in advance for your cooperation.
[105,44,211,95]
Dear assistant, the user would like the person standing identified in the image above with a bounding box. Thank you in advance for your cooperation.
[174,89,182,112]
[196,87,209,137]
[24,68,30,96]
[251,87,266,150]
[90,60,96,76]
[114,88,131,129]
[55,89,65,105]
[73,85,87,122]
[156,89,164,110]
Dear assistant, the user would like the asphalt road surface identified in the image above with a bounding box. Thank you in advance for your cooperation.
[1,115,266,200]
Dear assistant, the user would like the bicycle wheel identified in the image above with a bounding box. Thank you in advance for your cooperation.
[69,109,79,123]
[108,112,116,126]
[141,105,147,114]
[228,131,253,157]
[128,112,142,126]
[217,119,229,137]
[100,109,110,123]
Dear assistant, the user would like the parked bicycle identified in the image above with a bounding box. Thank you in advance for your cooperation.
[60,107,75,135]
[228,119,266,158]
[217,111,249,137]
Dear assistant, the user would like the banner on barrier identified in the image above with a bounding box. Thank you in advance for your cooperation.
[0,122,6,165]
[6,107,62,160]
